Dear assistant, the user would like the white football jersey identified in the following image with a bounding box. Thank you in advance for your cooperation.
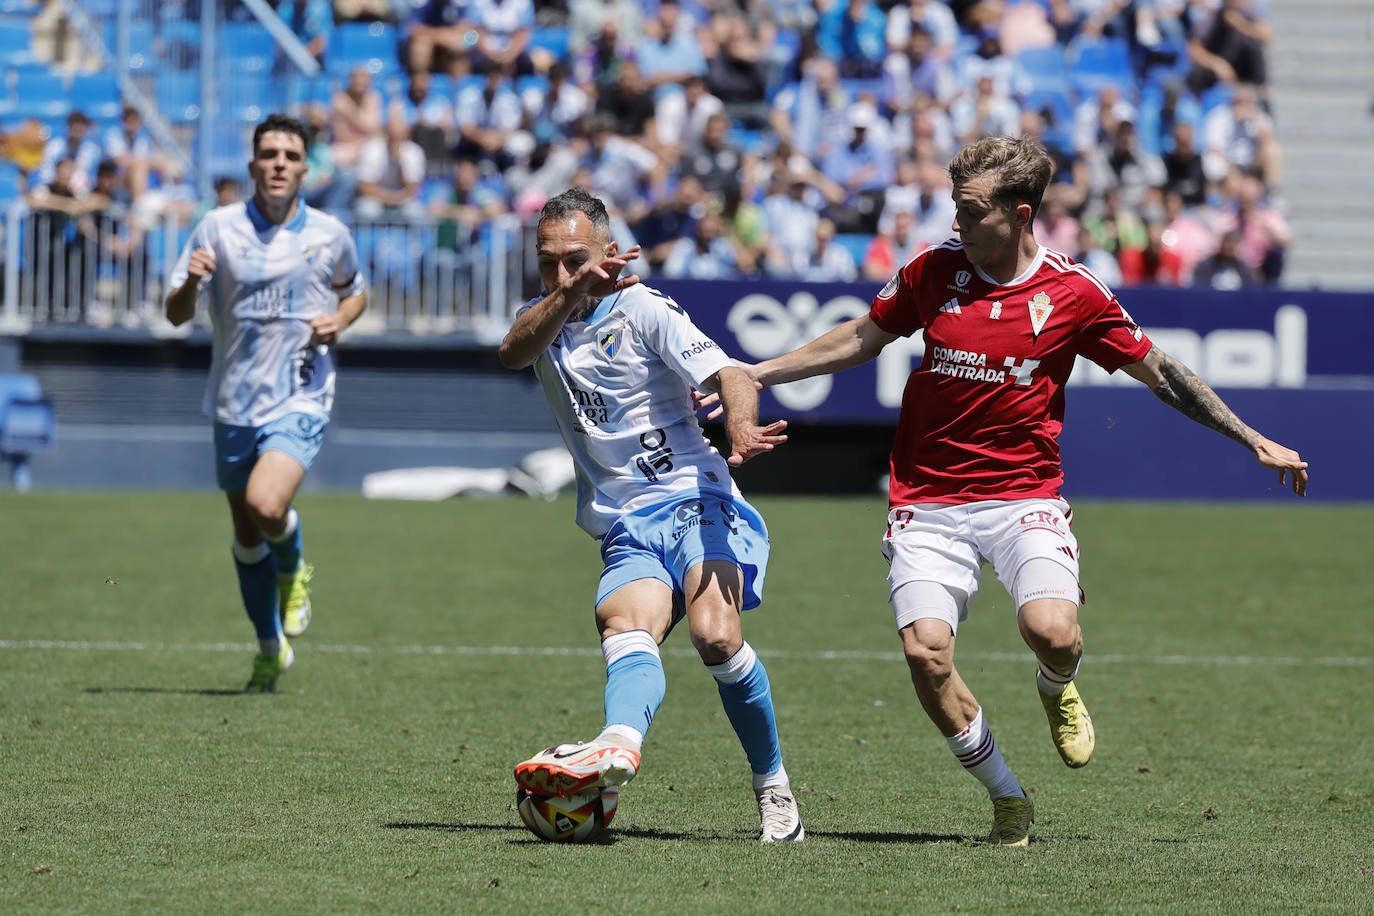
[522,284,740,537]
[169,199,366,427]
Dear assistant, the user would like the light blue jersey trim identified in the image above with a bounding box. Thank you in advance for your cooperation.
[584,290,623,325]
[246,196,308,233]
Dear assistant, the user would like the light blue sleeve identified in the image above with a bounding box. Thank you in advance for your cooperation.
[632,288,733,388]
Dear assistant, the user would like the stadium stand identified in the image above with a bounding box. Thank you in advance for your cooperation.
[2,0,1370,336]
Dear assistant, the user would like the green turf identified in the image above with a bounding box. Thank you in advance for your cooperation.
[1,493,1371,913]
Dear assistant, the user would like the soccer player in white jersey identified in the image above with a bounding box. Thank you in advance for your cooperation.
[502,188,803,842]
[703,137,1307,845]
[165,114,368,692]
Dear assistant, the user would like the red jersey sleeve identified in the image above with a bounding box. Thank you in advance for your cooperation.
[869,246,930,337]
[1073,283,1153,372]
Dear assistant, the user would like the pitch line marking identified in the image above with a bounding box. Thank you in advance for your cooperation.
[0,640,1368,667]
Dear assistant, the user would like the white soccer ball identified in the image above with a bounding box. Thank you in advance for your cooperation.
[516,785,619,843]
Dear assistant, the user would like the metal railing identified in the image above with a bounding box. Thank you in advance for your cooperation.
[0,205,534,338]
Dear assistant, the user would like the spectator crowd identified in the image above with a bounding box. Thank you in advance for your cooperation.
[11,0,1290,294]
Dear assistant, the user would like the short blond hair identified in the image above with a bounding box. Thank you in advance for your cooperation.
[947,137,1054,218]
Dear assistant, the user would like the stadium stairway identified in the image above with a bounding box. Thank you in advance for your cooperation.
[1269,0,1374,291]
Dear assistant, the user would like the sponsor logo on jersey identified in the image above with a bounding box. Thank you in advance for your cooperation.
[1028,291,1054,337]
[1117,303,1143,341]
[939,297,962,314]
[674,500,705,523]
[927,346,1005,383]
[878,273,900,299]
[947,269,972,293]
[679,339,719,360]
[598,327,621,359]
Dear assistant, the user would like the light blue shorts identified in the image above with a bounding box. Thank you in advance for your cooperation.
[214,413,327,492]
[597,492,770,622]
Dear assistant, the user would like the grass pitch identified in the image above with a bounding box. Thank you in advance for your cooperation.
[2,492,1371,914]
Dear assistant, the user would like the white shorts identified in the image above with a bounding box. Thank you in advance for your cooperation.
[882,498,1082,632]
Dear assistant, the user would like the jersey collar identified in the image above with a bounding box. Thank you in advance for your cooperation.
[246,196,307,234]
[971,245,1046,288]
[584,290,623,325]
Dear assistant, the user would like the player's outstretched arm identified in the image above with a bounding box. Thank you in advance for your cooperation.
[1122,345,1309,496]
[499,243,641,369]
[709,366,788,467]
[696,314,896,421]
[754,313,897,388]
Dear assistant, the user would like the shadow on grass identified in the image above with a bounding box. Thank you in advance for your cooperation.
[85,687,249,697]
[384,821,701,841]
[385,822,1025,845]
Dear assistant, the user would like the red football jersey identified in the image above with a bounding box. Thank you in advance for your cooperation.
[870,241,1153,506]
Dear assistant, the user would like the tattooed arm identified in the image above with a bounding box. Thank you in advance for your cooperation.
[1121,345,1309,496]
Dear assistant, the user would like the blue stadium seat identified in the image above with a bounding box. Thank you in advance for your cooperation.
[1014,46,1070,97]
[0,372,55,493]
[834,233,872,267]
[157,77,200,123]
[11,66,67,119]
[225,72,274,123]
[222,22,273,73]
[528,26,568,61]
[0,19,34,63]
[161,19,201,70]
[1070,37,1132,96]
[0,160,21,201]
[101,20,156,73]
[328,21,400,79]
[840,78,886,105]
[71,72,121,121]
[1200,82,1235,114]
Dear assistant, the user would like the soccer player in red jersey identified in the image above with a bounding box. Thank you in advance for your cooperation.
[706,136,1307,845]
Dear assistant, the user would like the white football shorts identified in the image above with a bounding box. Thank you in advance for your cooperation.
[882,498,1082,632]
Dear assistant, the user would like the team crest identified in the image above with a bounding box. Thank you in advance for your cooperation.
[878,273,900,299]
[1027,291,1053,337]
[300,245,319,266]
[955,270,971,289]
[598,327,622,359]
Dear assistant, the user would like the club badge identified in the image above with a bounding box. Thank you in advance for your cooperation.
[598,327,621,359]
[1027,291,1053,337]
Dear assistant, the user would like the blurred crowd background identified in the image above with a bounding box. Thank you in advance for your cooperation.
[0,0,1291,335]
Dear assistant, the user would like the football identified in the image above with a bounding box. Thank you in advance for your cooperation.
[516,785,619,843]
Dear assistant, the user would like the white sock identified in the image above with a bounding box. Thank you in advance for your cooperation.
[265,507,298,544]
[231,540,270,565]
[595,725,644,752]
[1036,659,1079,696]
[752,764,789,792]
[945,708,1023,800]
[706,641,757,685]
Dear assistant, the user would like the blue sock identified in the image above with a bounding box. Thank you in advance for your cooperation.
[265,507,302,577]
[601,630,665,740]
[233,541,280,642]
[709,642,783,778]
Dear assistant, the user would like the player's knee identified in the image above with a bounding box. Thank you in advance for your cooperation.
[900,623,954,684]
[244,490,290,530]
[688,618,742,665]
[1019,600,1081,656]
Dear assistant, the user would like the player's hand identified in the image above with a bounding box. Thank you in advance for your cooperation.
[694,363,762,420]
[568,242,641,301]
[186,247,216,281]
[726,418,788,467]
[1253,436,1308,497]
[310,311,348,346]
